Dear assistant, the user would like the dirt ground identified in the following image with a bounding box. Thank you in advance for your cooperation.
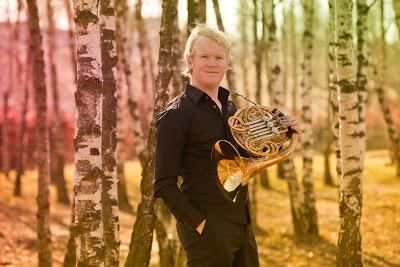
[0,151,399,267]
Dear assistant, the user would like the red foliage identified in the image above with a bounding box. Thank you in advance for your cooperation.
[0,107,76,171]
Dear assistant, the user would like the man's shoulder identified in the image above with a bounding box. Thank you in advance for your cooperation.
[156,92,193,125]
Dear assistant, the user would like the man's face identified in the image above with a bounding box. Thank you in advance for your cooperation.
[188,38,228,90]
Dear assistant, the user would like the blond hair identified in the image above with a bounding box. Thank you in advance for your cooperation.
[183,24,232,77]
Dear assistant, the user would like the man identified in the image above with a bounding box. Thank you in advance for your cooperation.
[154,25,259,267]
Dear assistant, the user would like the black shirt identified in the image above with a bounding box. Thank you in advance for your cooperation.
[154,84,249,230]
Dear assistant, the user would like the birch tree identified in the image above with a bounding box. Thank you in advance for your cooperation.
[26,0,52,265]
[2,90,10,180]
[258,0,271,189]
[100,0,120,265]
[134,0,156,133]
[375,0,400,177]
[2,1,12,180]
[253,0,263,105]
[265,0,307,237]
[63,0,77,83]
[124,0,178,265]
[300,0,319,237]
[290,0,299,114]
[393,0,400,40]
[238,0,250,98]
[211,0,239,105]
[73,0,104,264]
[328,0,341,181]
[187,0,206,35]
[15,85,29,196]
[46,0,70,205]
[324,7,334,186]
[356,0,369,167]
[266,0,283,106]
[335,0,364,265]
[115,0,134,214]
[171,6,184,97]
[14,0,27,196]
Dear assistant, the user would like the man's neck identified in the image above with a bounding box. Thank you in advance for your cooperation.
[190,81,219,101]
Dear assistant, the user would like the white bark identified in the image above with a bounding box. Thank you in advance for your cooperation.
[100,0,120,265]
[301,0,318,237]
[335,0,364,265]
[73,0,104,265]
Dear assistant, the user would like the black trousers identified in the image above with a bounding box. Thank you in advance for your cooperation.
[176,211,259,267]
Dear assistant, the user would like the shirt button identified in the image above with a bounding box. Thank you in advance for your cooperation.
[213,104,217,109]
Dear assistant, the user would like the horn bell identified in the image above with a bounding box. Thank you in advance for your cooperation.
[211,131,298,206]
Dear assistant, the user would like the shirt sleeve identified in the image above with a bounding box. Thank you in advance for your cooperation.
[153,109,205,230]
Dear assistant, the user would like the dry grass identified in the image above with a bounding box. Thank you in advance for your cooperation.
[0,150,399,266]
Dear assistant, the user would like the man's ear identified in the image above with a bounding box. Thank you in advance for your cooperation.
[187,56,193,67]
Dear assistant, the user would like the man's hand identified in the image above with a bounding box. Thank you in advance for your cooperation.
[196,219,206,234]
[285,115,300,133]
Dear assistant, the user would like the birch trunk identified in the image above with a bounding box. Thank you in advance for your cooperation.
[2,2,12,180]
[63,0,78,83]
[376,0,400,177]
[26,0,52,265]
[15,85,29,196]
[187,0,203,35]
[15,0,27,196]
[171,9,184,97]
[198,0,206,23]
[283,161,307,236]
[356,0,368,167]
[134,0,156,133]
[115,0,134,214]
[63,199,76,267]
[257,0,271,189]
[124,0,178,266]
[211,0,239,105]
[246,0,266,233]
[393,0,400,41]
[253,0,262,104]
[300,0,319,237]
[155,200,180,267]
[73,0,104,265]
[323,137,334,186]
[328,0,342,182]
[266,0,283,107]
[239,0,250,99]
[282,1,289,107]
[130,0,150,157]
[290,0,298,114]
[47,0,70,205]
[267,0,307,237]
[2,91,10,180]
[335,0,364,265]
[100,0,120,265]
[324,73,334,186]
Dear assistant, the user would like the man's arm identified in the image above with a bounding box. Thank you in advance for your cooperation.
[154,109,205,231]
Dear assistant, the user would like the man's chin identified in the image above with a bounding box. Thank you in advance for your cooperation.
[203,79,223,88]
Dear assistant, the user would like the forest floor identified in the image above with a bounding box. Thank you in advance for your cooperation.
[0,150,399,267]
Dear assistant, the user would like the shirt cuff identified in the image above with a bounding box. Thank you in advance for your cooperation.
[183,205,206,230]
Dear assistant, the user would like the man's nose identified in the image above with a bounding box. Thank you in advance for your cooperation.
[206,58,218,66]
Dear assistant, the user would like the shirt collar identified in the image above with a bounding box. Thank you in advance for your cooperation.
[185,83,230,104]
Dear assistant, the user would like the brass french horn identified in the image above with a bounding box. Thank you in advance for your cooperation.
[211,104,298,206]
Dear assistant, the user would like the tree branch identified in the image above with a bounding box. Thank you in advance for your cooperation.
[367,0,378,12]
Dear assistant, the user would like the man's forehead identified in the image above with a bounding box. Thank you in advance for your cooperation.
[192,37,227,54]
